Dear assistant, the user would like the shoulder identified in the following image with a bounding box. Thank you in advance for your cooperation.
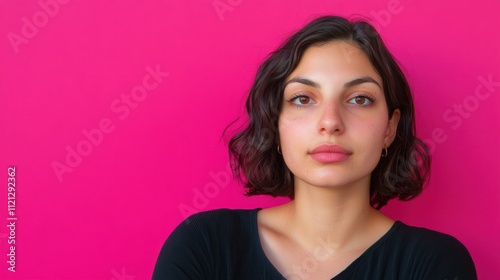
[396,222,471,256]
[391,222,477,279]
[164,207,259,246]
[152,208,260,279]
[183,208,259,226]
[167,208,259,239]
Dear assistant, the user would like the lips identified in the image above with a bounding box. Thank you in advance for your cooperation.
[309,144,352,163]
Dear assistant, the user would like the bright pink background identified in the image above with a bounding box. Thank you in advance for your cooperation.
[1,0,499,279]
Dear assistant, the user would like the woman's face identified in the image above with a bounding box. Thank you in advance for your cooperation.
[278,40,400,190]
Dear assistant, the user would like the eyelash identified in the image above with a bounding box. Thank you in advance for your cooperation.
[348,94,375,106]
[287,94,313,106]
[286,93,376,107]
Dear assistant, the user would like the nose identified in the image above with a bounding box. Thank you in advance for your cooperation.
[318,101,345,135]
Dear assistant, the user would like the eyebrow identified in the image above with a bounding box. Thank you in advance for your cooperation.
[343,76,382,89]
[285,77,321,88]
[285,76,382,90]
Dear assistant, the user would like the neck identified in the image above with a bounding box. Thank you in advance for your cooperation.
[281,178,385,250]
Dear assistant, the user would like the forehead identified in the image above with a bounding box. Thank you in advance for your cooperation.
[287,40,382,85]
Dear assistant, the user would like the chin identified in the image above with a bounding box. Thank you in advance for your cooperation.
[295,168,372,189]
[300,175,362,189]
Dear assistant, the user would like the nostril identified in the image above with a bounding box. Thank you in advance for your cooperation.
[318,112,345,134]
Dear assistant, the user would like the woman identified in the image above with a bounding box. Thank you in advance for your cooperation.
[153,15,476,279]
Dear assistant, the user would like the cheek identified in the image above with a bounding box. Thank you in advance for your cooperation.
[278,123,303,175]
[278,116,311,146]
[348,116,388,154]
[353,110,388,136]
[278,117,313,169]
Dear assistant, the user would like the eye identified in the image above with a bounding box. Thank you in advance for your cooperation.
[288,95,315,106]
[348,95,374,106]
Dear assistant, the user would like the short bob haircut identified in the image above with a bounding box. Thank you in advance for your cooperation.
[227,15,431,209]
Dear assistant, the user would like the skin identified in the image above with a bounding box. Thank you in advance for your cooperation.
[257,40,401,279]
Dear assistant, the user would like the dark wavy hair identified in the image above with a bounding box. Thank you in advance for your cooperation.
[227,15,431,209]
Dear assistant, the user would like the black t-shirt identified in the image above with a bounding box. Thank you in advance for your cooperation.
[152,208,476,279]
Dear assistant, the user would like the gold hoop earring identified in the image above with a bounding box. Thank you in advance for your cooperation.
[277,145,282,154]
[381,146,388,157]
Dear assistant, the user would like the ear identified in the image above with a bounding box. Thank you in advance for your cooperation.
[384,109,400,147]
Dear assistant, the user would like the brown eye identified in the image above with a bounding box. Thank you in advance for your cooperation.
[348,95,373,106]
[298,96,311,104]
[288,95,315,106]
[355,97,367,105]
